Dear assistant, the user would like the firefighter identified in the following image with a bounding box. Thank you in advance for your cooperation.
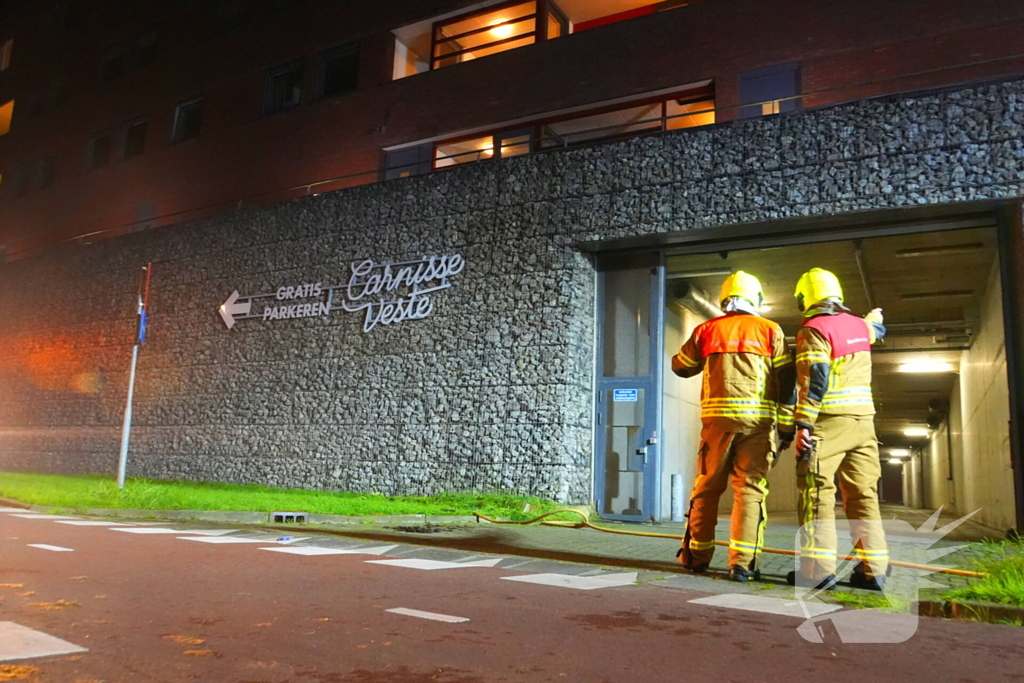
[790,268,889,591]
[672,271,796,582]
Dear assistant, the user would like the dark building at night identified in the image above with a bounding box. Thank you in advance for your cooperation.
[2,0,1024,534]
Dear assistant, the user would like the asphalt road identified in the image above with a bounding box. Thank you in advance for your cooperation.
[1,512,1022,683]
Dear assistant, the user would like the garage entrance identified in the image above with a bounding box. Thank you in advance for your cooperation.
[595,209,1022,534]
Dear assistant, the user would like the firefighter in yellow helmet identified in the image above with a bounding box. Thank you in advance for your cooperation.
[791,268,889,591]
[672,271,796,582]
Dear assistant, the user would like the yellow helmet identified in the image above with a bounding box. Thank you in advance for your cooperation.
[719,270,763,308]
[794,268,843,311]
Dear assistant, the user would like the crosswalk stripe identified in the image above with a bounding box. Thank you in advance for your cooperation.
[688,593,842,618]
[366,558,503,571]
[501,572,637,591]
[385,608,469,623]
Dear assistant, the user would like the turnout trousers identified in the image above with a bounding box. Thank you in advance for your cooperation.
[797,415,890,579]
[684,425,775,570]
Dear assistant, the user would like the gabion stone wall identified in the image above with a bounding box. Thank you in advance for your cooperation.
[2,78,1024,502]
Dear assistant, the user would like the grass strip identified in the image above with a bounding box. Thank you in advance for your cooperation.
[0,471,567,521]
[943,541,1024,607]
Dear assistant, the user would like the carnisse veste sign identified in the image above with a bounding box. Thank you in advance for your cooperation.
[219,254,464,332]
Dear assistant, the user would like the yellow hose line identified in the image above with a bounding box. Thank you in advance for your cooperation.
[475,509,988,579]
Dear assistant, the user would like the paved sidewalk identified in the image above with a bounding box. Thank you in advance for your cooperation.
[273,504,1007,596]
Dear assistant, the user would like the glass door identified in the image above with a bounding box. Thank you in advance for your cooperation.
[595,259,664,521]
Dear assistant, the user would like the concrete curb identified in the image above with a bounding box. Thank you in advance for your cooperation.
[914,599,1024,624]
[0,498,481,526]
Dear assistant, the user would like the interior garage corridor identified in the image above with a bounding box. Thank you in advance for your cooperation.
[661,225,1016,535]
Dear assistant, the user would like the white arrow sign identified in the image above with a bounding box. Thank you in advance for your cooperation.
[219,290,251,330]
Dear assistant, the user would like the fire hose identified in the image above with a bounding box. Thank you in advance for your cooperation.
[473,509,987,579]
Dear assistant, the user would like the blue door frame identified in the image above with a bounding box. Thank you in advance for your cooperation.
[594,261,665,522]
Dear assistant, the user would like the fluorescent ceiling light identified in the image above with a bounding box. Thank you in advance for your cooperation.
[904,427,931,437]
[888,458,904,465]
[888,449,911,457]
[760,305,772,313]
[898,362,956,374]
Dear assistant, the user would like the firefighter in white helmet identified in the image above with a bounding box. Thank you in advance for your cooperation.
[790,267,889,591]
[673,271,796,582]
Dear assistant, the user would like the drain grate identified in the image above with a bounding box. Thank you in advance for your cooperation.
[271,511,309,524]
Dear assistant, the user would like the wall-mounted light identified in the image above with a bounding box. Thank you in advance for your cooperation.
[888,458,904,465]
[760,305,773,313]
[888,448,911,457]
[904,427,931,437]
[898,361,956,374]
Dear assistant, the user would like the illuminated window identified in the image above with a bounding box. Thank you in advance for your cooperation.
[420,83,714,171]
[171,99,203,143]
[393,0,566,79]
[0,99,13,136]
[1,39,12,71]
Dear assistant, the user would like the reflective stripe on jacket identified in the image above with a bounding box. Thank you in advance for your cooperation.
[673,312,795,432]
[794,312,884,428]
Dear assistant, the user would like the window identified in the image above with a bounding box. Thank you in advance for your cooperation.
[171,99,203,142]
[37,155,56,189]
[1,39,12,71]
[384,143,433,180]
[420,82,714,172]
[264,59,303,114]
[316,43,359,99]
[134,28,159,66]
[87,133,113,170]
[392,0,566,79]
[739,63,801,119]
[432,1,539,70]
[0,99,13,136]
[123,119,147,159]
[101,47,126,82]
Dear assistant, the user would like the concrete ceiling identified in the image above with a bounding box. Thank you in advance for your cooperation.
[666,226,999,449]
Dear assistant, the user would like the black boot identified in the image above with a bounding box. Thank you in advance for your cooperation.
[676,547,708,573]
[849,572,886,591]
[729,565,761,582]
[787,570,837,591]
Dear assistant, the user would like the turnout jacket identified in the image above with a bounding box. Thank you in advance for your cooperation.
[672,312,796,433]
[794,309,886,430]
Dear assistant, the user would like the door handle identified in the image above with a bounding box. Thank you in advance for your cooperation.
[636,447,648,464]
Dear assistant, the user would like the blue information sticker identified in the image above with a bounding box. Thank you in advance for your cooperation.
[613,389,639,402]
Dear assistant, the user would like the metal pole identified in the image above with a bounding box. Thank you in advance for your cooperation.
[117,343,140,489]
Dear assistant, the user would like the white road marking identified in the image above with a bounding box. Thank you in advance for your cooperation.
[0,507,29,512]
[385,608,469,623]
[260,545,397,556]
[57,521,135,527]
[178,536,281,544]
[27,544,74,552]
[367,558,504,571]
[10,514,79,520]
[501,572,638,591]
[687,593,843,618]
[0,622,88,662]
[111,528,236,535]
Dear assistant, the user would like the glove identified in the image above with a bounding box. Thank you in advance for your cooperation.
[864,308,884,325]
[778,431,795,452]
[796,428,815,459]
